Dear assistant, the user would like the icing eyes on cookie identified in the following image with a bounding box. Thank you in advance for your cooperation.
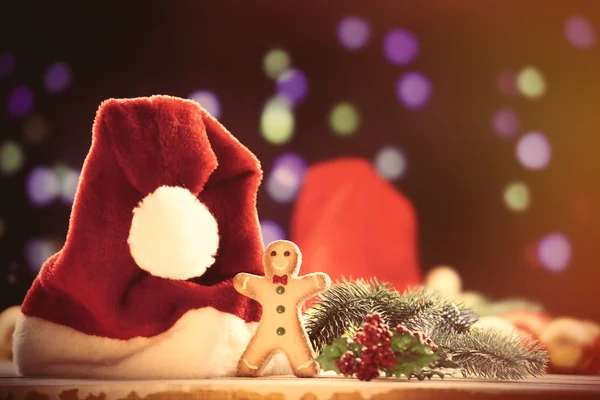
[270,250,277,257]
[284,251,290,257]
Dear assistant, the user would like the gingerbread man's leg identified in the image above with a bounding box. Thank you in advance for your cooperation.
[283,341,320,378]
[237,339,276,377]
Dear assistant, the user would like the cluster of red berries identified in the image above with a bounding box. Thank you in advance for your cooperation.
[335,314,439,381]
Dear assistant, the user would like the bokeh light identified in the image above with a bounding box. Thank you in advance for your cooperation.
[0,140,25,175]
[564,15,596,49]
[263,49,291,79]
[329,102,360,136]
[374,146,406,180]
[537,233,572,273]
[516,131,552,170]
[492,107,520,138]
[276,68,308,105]
[54,164,80,204]
[503,181,530,212]
[7,85,34,118]
[43,62,72,93]
[25,237,62,273]
[516,66,546,98]
[188,90,222,119]
[497,69,517,95]
[27,166,60,206]
[21,114,50,143]
[266,152,308,203]
[259,220,286,248]
[260,96,295,145]
[383,28,419,65]
[337,16,371,50]
[396,72,432,109]
[0,52,15,78]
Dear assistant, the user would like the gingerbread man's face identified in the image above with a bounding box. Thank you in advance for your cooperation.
[262,240,301,278]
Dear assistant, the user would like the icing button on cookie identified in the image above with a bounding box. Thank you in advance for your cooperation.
[277,327,286,336]
[276,305,285,313]
[276,286,285,294]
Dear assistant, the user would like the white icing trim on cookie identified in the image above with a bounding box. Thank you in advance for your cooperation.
[242,359,259,370]
[296,360,314,371]
[241,276,250,291]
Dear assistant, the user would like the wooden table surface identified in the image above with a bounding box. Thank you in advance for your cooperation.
[1,362,600,400]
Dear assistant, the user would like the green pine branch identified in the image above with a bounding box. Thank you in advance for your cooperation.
[432,328,548,379]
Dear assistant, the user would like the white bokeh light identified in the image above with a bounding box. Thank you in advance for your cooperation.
[537,233,572,272]
[188,90,222,119]
[516,131,552,170]
[374,146,406,180]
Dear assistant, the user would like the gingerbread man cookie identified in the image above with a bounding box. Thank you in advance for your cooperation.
[233,240,331,378]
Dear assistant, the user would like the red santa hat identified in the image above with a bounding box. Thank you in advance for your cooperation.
[14,96,268,376]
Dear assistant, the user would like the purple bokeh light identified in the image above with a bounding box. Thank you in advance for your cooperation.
[0,52,15,78]
[492,107,520,138]
[516,131,552,170]
[60,168,81,204]
[396,72,432,109]
[188,90,222,119]
[44,62,72,93]
[266,152,308,203]
[537,233,572,272]
[337,16,371,50]
[27,167,59,206]
[383,28,419,65]
[564,15,596,49]
[25,237,61,272]
[276,68,308,106]
[7,85,34,118]
[259,220,286,248]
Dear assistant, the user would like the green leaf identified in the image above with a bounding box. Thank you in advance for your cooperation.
[347,341,362,356]
[315,352,340,374]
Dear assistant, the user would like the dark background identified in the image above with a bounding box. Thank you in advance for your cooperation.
[1,1,599,320]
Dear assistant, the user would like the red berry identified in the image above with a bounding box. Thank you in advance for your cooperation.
[431,345,439,352]
[396,325,408,334]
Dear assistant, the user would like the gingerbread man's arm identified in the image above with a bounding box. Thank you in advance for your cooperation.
[233,273,265,302]
[296,272,331,301]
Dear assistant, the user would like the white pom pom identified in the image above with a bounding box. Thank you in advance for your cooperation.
[128,186,219,280]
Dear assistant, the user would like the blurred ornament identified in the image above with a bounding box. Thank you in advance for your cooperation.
[537,232,572,273]
[0,52,15,78]
[260,95,295,145]
[21,114,50,143]
[25,237,62,273]
[291,158,421,293]
[0,140,25,175]
[266,152,308,203]
[497,69,517,95]
[424,266,462,299]
[472,316,519,337]
[383,28,419,65]
[43,61,72,93]
[540,317,600,374]
[0,305,20,361]
[329,102,360,136]
[26,166,60,206]
[396,72,432,109]
[501,310,552,341]
[188,90,222,119]
[337,16,371,50]
[516,131,551,170]
[259,220,286,248]
[564,15,596,49]
[503,181,530,212]
[7,84,34,118]
[276,68,308,105]
[263,48,291,79]
[516,66,546,98]
[492,107,520,138]
[374,146,406,180]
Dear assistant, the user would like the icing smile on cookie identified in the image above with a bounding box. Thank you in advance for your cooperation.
[272,262,289,271]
